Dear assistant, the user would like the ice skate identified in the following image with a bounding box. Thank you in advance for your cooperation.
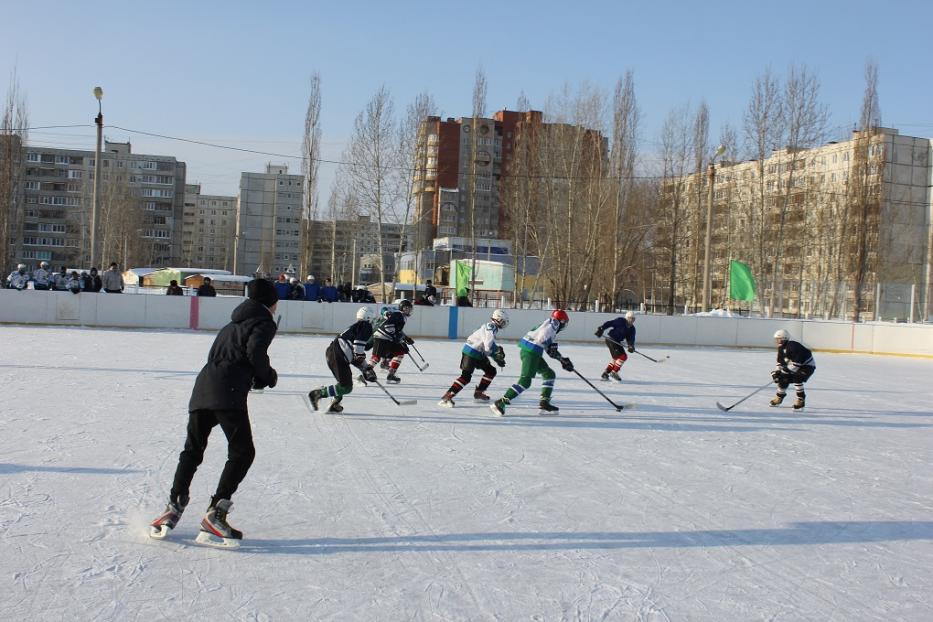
[196,499,242,548]
[793,395,806,411]
[327,397,344,413]
[307,389,323,411]
[385,373,401,384]
[600,372,610,382]
[438,393,455,408]
[379,359,391,370]
[473,391,490,403]
[538,399,560,416]
[769,393,786,407]
[610,372,622,383]
[490,398,508,416]
[149,495,188,539]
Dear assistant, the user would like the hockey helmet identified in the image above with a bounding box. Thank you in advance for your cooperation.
[773,328,790,343]
[551,309,570,331]
[491,309,510,328]
[17,263,26,270]
[399,299,413,315]
[40,261,49,268]
[356,306,373,321]
[625,310,635,322]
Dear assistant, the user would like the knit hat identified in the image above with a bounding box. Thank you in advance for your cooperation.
[247,279,278,308]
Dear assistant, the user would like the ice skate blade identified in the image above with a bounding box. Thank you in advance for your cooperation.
[489,404,506,417]
[538,410,560,417]
[438,399,454,408]
[149,524,171,539]
[195,530,241,549]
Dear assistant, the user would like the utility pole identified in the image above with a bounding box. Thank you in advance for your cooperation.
[701,144,725,312]
[90,86,103,269]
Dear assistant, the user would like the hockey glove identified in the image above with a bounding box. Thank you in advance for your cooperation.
[595,327,604,338]
[560,357,574,372]
[546,344,561,360]
[362,365,377,383]
[352,354,366,368]
[267,368,278,389]
[404,335,415,345]
[771,368,784,383]
[627,345,635,353]
[492,345,506,368]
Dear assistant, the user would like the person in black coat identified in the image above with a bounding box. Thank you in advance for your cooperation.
[196,277,217,297]
[151,279,279,545]
[166,280,184,295]
[424,279,438,303]
[83,267,103,293]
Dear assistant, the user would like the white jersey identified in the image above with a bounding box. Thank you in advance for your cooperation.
[7,270,29,289]
[462,322,499,359]
[519,318,560,356]
[33,268,51,286]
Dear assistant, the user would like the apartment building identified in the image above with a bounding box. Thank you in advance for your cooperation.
[233,163,303,276]
[10,141,185,268]
[181,184,237,270]
[658,127,933,320]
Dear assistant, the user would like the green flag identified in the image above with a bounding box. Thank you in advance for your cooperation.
[455,260,472,297]
[729,260,757,301]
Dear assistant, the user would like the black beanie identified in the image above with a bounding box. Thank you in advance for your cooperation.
[247,279,278,308]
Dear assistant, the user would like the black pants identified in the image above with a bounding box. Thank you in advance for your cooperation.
[171,408,256,507]
[776,365,816,395]
[447,354,497,396]
[326,340,354,393]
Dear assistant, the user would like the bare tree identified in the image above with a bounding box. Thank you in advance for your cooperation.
[468,67,487,305]
[768,64,829,314]
[688,101,709,310]
[742,68,783,306]
[347,86,395,302]
[850,60,881,320]
[300,73,322,278]
[0,71,28,270]
[608,71,639,311]
[395,91,437,282]
[658,106,693,314]
[99,169,144,267]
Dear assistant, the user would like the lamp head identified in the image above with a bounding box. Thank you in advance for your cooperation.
[93,86,103,101]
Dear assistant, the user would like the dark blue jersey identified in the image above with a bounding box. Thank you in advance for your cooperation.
[599,317,636,347]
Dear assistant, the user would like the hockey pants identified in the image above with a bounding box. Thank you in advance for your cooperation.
[502,349,555,403]
[171,408,255,508]
[446,354,497,397]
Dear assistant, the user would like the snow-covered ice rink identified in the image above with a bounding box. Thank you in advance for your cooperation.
[1,324,931,621]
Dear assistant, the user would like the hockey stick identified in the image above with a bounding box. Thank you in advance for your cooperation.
[572,369,627,412]
[716,381,773,412]
[603,336,668,363]
[370,378,417,407]
[409,343,430,369]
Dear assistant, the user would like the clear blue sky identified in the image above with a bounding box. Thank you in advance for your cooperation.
[3,0,932,198]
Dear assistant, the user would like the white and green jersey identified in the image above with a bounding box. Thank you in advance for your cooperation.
[518,318,560,356]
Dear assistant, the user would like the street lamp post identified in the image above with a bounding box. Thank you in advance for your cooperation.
[90,86,103,269]
[701,144,726,312]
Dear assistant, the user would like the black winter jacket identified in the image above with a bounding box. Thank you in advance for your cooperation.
[188,299,278,412]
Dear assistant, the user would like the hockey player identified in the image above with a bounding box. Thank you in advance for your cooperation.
[33,261,51,290]
[770,329,816,410]
[370,299,414,384]
[6,264,29,290]
[439,309,509,407]
[490,309,574,416]
[308,307,378,413]
[150,278,279,547]
[595,311,636,382]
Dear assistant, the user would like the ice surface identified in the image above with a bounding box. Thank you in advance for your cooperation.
[1,325,931,620]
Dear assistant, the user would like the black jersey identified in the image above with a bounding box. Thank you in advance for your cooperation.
[777,340,815,369]
[335,320,374,362]
[374,311,407,343]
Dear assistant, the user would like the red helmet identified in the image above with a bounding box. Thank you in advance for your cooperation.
[551,309,569,329]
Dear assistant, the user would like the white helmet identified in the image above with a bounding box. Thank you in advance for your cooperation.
[773,329,790,342]
[491,309,509,328]
[17,263,25,270]
[40,261,49,268]
[625,311,635,322]
[356,306,372,321]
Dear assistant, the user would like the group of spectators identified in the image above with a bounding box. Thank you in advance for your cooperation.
[5,261,124,294]
[273,274,376,303]
[166,277,216,297]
